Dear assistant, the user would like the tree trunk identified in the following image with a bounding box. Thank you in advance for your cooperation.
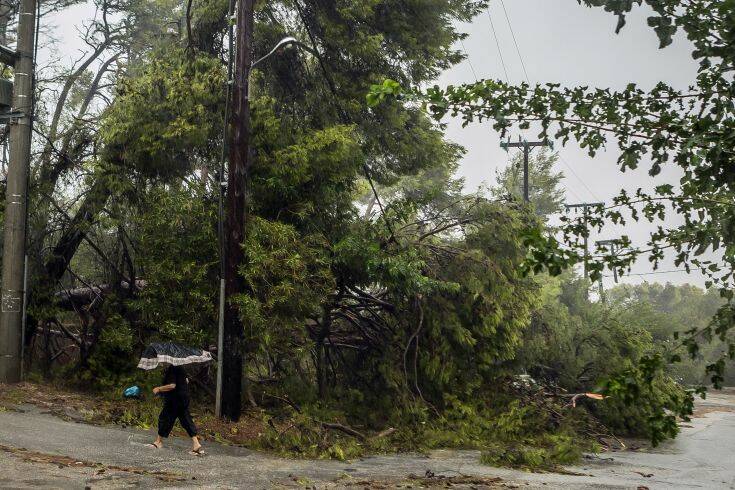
[24,176,111,352]
[44,178,110,281]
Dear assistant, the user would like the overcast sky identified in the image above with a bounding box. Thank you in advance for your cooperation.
[45,1,708,289]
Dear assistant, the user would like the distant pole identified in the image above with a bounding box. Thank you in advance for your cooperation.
[596,239,620,303]
[0,0,36,384]
[565,202,604,280]
[500,138,552,202]
[595,240,620,284]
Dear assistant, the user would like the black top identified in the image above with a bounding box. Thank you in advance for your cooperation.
[162,365,189,401]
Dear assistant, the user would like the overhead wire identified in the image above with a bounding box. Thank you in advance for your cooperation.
[489,2,581,204]
[490,2,601,205]
[485,8,509,82]
[491,5,697,281]
[498,0,530,84]
[562,178,584,203]
[557,153,602,202]
[458,38,478,81]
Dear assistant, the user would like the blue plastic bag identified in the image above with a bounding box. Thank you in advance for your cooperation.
[123,385,141,398]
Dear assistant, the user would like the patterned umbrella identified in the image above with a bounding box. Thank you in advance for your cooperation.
[137,342,213,370]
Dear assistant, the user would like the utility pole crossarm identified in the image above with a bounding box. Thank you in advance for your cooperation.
[500,138,552,203]
[499,141,550,150]
[564,202,605,210]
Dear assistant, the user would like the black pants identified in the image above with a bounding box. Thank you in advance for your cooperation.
[158,397,197,438]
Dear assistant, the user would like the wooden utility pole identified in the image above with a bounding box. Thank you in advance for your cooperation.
[0,0,36,383]
[221,0,254,421]
[564,202,604,279]
[500,138,552,202]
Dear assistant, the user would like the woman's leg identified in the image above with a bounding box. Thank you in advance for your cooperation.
[177,401,200,451]
[155,402,177,445]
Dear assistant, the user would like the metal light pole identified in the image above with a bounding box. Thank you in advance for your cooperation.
[0,0,36,383]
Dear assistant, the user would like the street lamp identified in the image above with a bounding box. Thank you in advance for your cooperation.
[215,34,315,417]
[252,36,297,69]
[252,36,317,69]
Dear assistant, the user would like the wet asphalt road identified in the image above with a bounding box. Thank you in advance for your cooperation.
[0,392,733,489]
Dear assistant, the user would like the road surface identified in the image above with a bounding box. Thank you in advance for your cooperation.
[0,391,733,488]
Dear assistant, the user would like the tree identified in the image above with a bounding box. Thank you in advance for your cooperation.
[22,0,504,402]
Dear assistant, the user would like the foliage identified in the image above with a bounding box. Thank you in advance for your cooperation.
[128,185,219,347]
[595,357,695,446]
[515,273,693,444]
[100,49,225,181]
[608,283,731,384]
[235,216,335,370]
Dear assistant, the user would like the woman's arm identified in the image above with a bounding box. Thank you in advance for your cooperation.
[153,383,176,394]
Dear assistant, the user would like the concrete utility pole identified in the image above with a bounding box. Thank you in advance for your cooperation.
[500,137,552,202]
[221,0,254,421]
[564,202,604,279]
[0,0,36,384]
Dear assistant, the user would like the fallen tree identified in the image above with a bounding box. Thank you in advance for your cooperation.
[54,279,146,311]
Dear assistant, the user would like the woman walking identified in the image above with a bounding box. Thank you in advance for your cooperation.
[149,364,204,455]
[137,342,212,455]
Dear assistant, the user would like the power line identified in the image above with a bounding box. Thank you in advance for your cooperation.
[459,38,478,82]
[485,8,509,82]
[562,183,584,205]
[498,0,530,84]
[491,2,594,206]
[558,153,602,202]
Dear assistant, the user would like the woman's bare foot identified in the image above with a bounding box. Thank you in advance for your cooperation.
[149,441,162,449]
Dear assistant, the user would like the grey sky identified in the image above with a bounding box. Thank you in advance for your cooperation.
[45,1,708,288]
